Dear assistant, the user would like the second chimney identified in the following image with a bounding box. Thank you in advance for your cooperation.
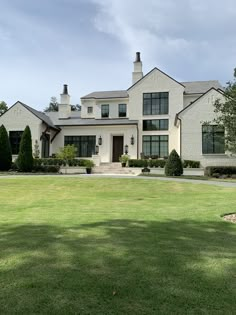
[132,52,143,84]
[59,84,71,119]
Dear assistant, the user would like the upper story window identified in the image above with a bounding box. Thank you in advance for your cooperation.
[87,106,93,114]
[101,104,109,118]
[143,92,169,115]
[9,131,23,154]
[143,119,168,131]
[119,104,127,117]
[202,125,225,154]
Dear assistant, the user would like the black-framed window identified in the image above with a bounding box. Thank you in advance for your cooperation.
[143,92,169,115]
[202,125,225,154]
[87,106,93,114]
[9,131,23,154]
[119,104,127,117]
[64,136,96,157]
[101,104,109,118]
[143,135,168,158]
[143,119,168,131]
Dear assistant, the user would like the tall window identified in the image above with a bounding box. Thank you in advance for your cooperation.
[9,131,23,154]
[202,125,225,154]
[65,136,96,157]
[101,104,109,118]
[143,119,168,131]
[143,135,168,158]
[143,92,169,115]
[119,104,127,117]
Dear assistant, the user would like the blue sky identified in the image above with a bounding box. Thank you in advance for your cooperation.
[1,0,236,110]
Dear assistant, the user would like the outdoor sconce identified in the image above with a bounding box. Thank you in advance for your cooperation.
[98,136,102,145]
[125,144,129,154]
[95,145,99,155]
[130,135,135,145]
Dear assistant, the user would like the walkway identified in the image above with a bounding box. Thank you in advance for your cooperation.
[1,173,236,188]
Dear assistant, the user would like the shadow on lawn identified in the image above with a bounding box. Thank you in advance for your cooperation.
[0,219,235,314]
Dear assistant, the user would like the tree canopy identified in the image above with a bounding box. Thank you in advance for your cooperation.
[44,97,58,112]
[213,68,236,153]
[0,101,8,116]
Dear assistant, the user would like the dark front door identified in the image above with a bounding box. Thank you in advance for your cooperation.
[112,136,124,162]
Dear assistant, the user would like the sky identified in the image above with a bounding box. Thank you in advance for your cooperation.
[1,0,236,110]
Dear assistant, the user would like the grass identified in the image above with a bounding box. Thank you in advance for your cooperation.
[141,173,236,182]
[0,177,235,314]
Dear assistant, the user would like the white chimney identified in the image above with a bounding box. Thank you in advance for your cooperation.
[59,84,71,119]
[132,52,143,84]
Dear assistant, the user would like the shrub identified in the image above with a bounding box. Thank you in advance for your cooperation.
[17,126,33,172]
[149,159,166,168]
[183,160,200,168]
[128,159,148,168]
[56,145,77,160]
[33,165,60,173]
[33,158,88,167]
[165,149,183,176]
[84,160,95,168]
[0,124,12,171]
[205,166,236,177]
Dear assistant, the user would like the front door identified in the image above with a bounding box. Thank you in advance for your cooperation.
[112,136,124,162]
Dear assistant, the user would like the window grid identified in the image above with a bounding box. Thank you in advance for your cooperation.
[143,135,168,158]
[143,119,168,131]
[9,131,23,154]
[101,104,109,118]
[143,92,169,115]
[87,106,93,114]
[119,104,127,117]
[202,125,225,154]
[64,136,96,157]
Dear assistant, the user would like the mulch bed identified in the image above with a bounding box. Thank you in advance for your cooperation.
[223,213,236,223]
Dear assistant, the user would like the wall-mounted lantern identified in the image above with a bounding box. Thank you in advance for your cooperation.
[130,135,135,145]
[125,144,129,154]
[95,145,99,155]
[98,136,102,145]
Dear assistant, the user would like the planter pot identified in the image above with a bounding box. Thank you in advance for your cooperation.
[86,168,92,174]
[121,163,126,167]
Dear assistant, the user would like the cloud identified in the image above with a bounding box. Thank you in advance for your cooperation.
[90,0,236,81]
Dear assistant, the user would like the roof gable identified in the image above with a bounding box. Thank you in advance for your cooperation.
[177,88,225,118]
[127,67,185,91]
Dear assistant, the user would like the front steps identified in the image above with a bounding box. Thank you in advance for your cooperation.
[93,163,141,176]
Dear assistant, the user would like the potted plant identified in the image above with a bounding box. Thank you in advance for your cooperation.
[119,154,130,167]
[85,160,95,174]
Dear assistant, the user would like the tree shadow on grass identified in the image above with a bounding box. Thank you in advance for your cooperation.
[0,219,235,314]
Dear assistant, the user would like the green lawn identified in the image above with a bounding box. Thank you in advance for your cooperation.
[0,177,235,314]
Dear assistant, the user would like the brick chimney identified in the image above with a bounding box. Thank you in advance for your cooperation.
[59,84,71,119]
[132,52,143,84]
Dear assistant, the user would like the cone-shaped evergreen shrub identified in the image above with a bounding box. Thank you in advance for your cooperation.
[165,149,183,176]
[0,124,12,171]
[17,126,33,172]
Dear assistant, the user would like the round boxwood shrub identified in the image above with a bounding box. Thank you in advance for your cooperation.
[17,126,33,172]
[0,124,12,171]
[165,149,183,176]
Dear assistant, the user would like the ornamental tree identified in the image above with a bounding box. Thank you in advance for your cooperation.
[17,126,33,172]
[165,149,183,176]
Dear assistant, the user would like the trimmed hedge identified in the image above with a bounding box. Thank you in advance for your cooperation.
[0,124,12,171]
[128,159,166,168]
[17,126,33,172]
[33,158,88,167]
[183,160,200,168]
[205,166,236,177]
[33,165,60,173]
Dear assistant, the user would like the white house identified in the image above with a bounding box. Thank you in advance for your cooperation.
[1,52,235,167]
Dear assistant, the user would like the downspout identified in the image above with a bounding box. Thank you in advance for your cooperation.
[136,123,139,159]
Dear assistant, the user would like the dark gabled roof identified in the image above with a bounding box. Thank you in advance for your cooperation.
[16,101,59,130]
[177,87,225,119]
[127,67,185,91]
[182,80,223,94]
[81,90,129,99]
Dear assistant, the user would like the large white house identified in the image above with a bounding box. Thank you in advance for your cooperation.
[1,52,235,167]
